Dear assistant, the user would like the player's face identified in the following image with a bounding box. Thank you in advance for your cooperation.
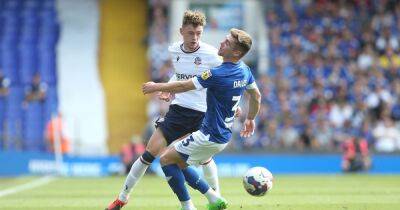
[180,24,203,51]
[218,35,235,57]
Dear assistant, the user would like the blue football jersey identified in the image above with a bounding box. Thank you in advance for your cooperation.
[192,61,257,143]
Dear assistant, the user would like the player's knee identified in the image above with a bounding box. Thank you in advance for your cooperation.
[145,144,160,157]
[141,150,156,165]
[160,154,172,166]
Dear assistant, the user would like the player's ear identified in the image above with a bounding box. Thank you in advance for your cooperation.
[233,49,242,58]
[180,27,183,35]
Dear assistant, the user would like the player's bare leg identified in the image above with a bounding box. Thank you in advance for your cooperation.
[160,147,227,210]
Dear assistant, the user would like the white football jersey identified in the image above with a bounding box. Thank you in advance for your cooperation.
[168,41,222,112]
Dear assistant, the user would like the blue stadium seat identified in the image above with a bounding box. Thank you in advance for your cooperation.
[44,85,57,122]
[0,97,5,149]
[3,116,22,150]
[0,0,59,152]
[23,0,39,10]
[1,47,18,84]
[5,87,24,119]
[18,44,38,84]
[38,50,56,84]
[22,99,45,151]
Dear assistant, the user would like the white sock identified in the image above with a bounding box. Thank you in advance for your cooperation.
[181,200,196,210]
[204,188,220,204]
[202,159,220,195]
[118,158,149,202]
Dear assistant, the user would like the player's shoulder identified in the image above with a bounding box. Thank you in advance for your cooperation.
[198,41,219,55]
[238,61,252,74]
[168,41,183,53]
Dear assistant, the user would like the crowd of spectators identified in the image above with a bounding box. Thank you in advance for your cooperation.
[239,0,400,152]
[145,0,400,153]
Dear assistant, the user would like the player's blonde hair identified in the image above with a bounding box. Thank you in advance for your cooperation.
[230,28,252,57]
[182,10,206,27]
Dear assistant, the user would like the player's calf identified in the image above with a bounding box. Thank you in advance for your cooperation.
[117,150,156,203]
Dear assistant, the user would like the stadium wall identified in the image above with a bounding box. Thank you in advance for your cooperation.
[99,0,148,153]
[56,0,108,155]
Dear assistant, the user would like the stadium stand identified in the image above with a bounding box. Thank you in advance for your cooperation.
[0,0,59,151]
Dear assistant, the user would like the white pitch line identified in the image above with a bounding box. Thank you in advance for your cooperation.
[0,176,56,198]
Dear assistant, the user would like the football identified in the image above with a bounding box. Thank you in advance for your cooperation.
[242,167,273,196]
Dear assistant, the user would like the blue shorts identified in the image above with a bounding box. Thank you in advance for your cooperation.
[155,104,205,145]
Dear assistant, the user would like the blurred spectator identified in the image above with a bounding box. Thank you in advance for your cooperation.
[121,135,146,174]
[379,46,400,69]
[298,124,317,150]
[373,116,400,152]
[23,73,47,107]
[257,121,281,149]
[279,117,299,149]
[0,71,10,149]
[357,45,375,71]
[375,27,399,54]
[329,99,353,128]
[0,71,10,96]
[45,114,70,154]
[313,117,334,150]
[341,136,371,172]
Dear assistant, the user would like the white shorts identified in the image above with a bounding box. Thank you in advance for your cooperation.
[174,130,227,166]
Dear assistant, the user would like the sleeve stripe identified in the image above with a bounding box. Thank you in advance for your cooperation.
[192,77,204,90]
[246,82,257,90]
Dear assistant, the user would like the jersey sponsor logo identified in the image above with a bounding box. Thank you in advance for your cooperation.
[194,56,202,65]
[233,80,248,88]
[176,73,197,80]
[201,70,212,80]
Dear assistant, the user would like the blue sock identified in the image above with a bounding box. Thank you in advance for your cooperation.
[162,164,190,201]
[182,167,210,194]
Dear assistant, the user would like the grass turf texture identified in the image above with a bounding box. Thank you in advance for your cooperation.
[0,175,399,210]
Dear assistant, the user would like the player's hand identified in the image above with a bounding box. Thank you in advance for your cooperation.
[240,119,255,138]
[234,107,242,118]
[142,81,158,94]
[158,92,172,102]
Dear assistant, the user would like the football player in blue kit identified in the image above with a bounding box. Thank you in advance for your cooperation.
[143,28,261,210]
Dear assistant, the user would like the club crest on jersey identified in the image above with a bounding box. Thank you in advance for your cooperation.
[201,70,212,80]
[194,57,202,65]
[176,56,180,62]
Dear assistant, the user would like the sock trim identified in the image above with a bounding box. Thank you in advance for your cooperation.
[141,151,156,165]
[140,157,151,165]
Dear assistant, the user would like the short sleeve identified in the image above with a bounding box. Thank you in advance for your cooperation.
[246,70,257,90]
[192,69,216,90]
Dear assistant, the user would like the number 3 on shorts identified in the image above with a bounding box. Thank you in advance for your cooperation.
[182,135,195,146]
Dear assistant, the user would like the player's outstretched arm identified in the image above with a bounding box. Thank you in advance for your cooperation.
[240,87,261,138]
[142,80,196,95]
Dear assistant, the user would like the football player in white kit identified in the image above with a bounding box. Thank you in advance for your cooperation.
[106,10,223,210]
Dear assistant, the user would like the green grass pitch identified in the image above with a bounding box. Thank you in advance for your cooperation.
[0,175,399,210]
